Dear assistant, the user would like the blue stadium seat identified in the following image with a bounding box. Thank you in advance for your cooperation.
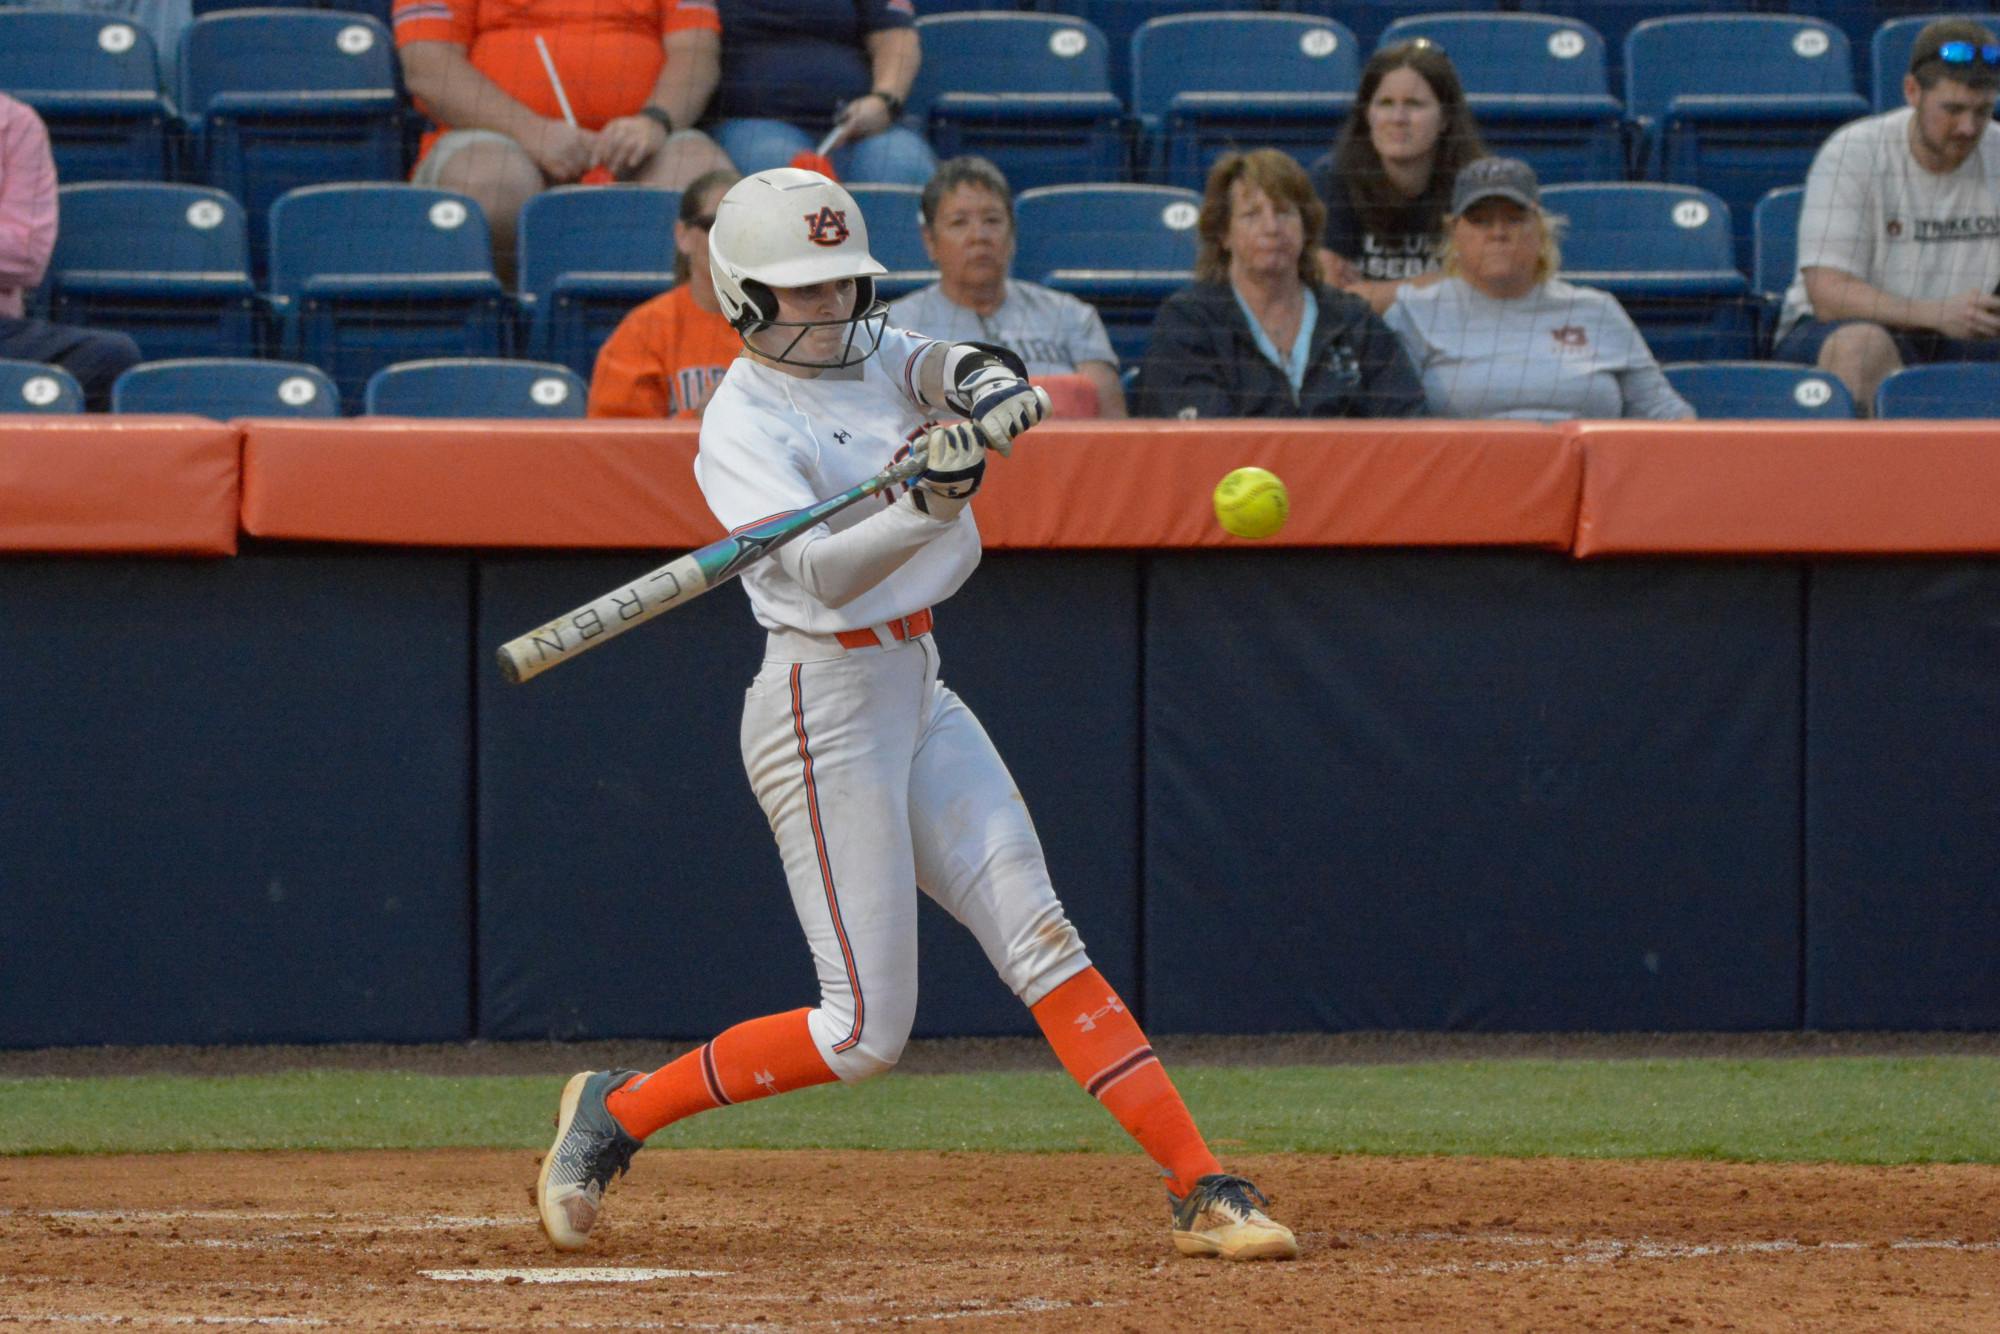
[364,358,588,418]
[0,11,172,181]
[1013,183,1201,363]
[516,186,681,377]
[1873,361,2000,417]
[180,11,405,278]
[1132,12,1359,188]
[1378,13,1623,185]
[44,184,260,362]
[191,0,324,11]
[907,14,1126,192]
[846,184,937,301]
[1053,0,1258,101]
[0,360,84,414]
[1626,15,1868,274]
[1752,184,1804,350]
[1542,182,1755,362]
[267,184,506,409]
[110,358,340,418]
[1662,360,1856,418]
[1510,0,1734,87]
[1290,0,1503,56]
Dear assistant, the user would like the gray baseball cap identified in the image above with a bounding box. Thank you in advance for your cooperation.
[1450,156,1541,215]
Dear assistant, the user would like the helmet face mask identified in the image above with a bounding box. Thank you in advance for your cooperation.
[739,275,891,370]
[709,168,891,370]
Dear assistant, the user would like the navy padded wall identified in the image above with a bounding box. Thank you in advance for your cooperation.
[477,555,787,1041]
[0,553,473,1047]
[1144,550,1803,1033]
[913,554,1142,1034]
[1805,561,2000,1029]
[475,553,1142,1040]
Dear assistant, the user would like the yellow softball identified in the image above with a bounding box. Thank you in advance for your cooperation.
[1212,466,1289,540]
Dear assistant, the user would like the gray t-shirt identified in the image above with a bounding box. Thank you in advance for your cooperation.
[1383,276,1693,421]
[887,278,1119,374]
[1778,107,2000,340]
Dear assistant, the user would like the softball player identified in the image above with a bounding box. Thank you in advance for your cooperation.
[537,168,1295,1262]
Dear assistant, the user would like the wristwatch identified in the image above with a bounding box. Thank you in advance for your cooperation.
[639,105,676,135]
[870,89,904,119]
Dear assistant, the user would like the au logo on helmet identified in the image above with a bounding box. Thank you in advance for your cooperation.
[804,206,851,247]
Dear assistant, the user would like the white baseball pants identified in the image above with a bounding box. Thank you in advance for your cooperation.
[740,628,1090,1082]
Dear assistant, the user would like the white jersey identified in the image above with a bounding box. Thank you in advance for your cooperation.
[1384,277,1692,421]
[1778,107,2000,339]
[695,324,982,635]
[888,279,1120,373]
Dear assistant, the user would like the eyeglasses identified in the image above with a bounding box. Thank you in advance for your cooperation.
[688,214,716,231]
[1934,40,2000,68]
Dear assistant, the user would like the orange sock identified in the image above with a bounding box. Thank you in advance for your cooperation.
[1030,967,1220,1197]
[605,1008,837,1141]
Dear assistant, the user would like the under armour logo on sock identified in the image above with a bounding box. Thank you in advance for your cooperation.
[1073,997,1127,1033]
[753,1069,778,1093]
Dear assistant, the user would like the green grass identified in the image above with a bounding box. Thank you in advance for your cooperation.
[3,1058,1995,1163]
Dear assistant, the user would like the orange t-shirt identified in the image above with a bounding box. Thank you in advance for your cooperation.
[588,283,741,419]
[394,0,720,163]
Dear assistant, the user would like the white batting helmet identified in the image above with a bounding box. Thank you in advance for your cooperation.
[708,168,889,368]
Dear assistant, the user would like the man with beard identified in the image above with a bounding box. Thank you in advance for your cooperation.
[1775,17,2000,414]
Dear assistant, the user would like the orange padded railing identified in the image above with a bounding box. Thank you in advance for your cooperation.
[10,418,2000,555]
[1,417,240,556]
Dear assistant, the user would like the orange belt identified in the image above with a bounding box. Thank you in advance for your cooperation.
[834,608,933,650]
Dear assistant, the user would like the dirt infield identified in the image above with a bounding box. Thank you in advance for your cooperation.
[2,1150,1995,1331]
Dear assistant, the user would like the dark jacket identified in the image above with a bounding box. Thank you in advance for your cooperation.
[1135,279,1427,420]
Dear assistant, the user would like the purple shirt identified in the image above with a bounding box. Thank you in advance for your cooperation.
[0,93,59,321]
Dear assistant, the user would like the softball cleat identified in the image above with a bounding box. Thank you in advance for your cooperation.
[1169,1173,1299,1261]
[536,1069,644,1250]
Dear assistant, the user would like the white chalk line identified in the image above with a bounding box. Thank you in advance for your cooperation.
[4,1207,529,1253]
[0,1299,1114,1332]
[1356,1229,2000,1277]
[3,1209,517,1230]
[423,1266,728,1283]
[0,1318,327,1328]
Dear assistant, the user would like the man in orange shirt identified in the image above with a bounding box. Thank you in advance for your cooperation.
[394,0,733,279]
[588,168,741,418]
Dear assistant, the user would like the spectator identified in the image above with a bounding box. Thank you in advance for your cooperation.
[707,0,934,186]
[1136,149,1425,420]
[15,0,191,95]
[0,93,142,411]
[1773,17,2000,414]
[588,167,742,418]
[1309,38,1486,314]
[889,156,1125,418]
[393,0,734,280]
[1383,157,1693,422]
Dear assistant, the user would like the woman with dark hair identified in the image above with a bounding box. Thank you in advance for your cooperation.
[1136,148,1424,420]
[1310,38,1486,314]
[588,168,744,418]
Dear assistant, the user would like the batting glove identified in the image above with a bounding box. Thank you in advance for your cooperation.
[959,369,1048,457]
[910,421,986,521]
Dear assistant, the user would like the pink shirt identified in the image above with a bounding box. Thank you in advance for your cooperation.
[0,93,59,321]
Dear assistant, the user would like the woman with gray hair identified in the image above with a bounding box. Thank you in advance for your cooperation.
[1383,157,1693,421]
[888,156,1126,417]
